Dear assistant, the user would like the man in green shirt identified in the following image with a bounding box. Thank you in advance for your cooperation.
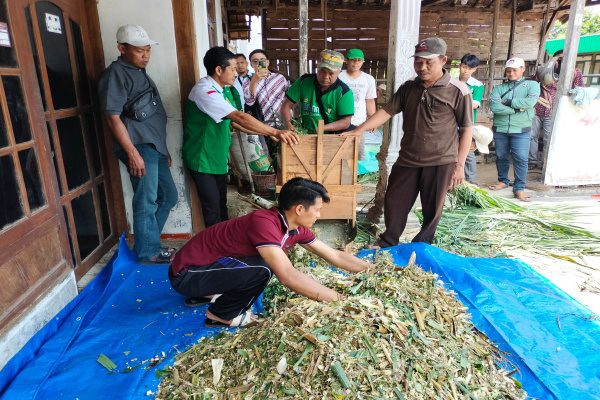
[280,50,354,134]
[459,54,485,184]
[183,47,298,227]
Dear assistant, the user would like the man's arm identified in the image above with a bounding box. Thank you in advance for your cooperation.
[258,246,341,301]
[339,108,392,137]
[280,98,295,130]
[303,239,371,273]
[489,85,516,115]
[449,126,473,190]
[509,82,541,110]
[471,84,484,110]
[104,114,145,177]
[227,110,299,144]
[366,98,376,118]
[323,115,352,132]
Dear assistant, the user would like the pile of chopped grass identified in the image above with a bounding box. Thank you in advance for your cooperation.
[156,250,525,400]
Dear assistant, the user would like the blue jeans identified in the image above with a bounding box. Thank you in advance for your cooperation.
[117,144,178,259]
[529,115,552,167]
[464,151,477,184]
[494,131,530,192]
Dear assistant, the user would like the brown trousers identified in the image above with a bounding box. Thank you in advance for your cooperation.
[379,163,455,246]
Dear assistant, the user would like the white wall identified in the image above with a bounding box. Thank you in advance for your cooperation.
[96,0,194,234]
[193,0,211,77]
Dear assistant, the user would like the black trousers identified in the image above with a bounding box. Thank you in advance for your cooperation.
[169,256,272,320]
[189,170,228,227]
[379,163,455,246]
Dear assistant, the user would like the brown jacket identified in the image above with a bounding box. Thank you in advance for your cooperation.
[383,70,473,167]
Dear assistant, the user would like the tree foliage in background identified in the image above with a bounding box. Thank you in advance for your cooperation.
[549,10,600,40]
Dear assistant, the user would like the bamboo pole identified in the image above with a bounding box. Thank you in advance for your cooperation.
[299,0,308,75]
[507,0,517,58]
[485,0,501,108]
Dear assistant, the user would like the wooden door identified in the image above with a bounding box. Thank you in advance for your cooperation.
[0,0,117,331]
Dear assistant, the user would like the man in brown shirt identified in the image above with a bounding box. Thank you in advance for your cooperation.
[342,37,473,245]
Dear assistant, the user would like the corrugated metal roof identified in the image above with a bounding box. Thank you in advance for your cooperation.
[546,34,600,55]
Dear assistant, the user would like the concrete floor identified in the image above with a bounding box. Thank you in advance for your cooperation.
[80,156,600,315]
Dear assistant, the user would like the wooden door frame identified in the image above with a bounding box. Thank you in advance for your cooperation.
[173,0,205,233]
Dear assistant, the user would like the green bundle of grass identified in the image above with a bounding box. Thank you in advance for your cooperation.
[417,183,600,261]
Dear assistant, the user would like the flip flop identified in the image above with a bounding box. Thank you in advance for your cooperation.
[205,310,259,328]
[514,191,531,202]
[184,294,222,307]
[488,182,509,191]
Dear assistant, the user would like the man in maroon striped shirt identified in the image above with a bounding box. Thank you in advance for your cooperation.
[243,49,290,126]
[168,178,371,328]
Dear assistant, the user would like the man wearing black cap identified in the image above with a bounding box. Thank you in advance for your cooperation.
[343,37,473,246]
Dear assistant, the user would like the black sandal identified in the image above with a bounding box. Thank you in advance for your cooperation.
[184,297,213,307]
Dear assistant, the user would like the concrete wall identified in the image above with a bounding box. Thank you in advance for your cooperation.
[0,273,77,370]
[97,0,215,235]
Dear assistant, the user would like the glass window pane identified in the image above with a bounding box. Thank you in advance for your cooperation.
[35,1,77,110]
[70,19,90,106]
[18,147,46,211]
[71,190,99,260]
[46,122,63,195]
[0,155,24,229]
[2,76,32,143]
[62,205,75,266]
[0,97,7,148]
[98,182,111,239]
[82,113,101,176]
[56,116,90,190]
[25,7,47,110]
[0,1,18,68]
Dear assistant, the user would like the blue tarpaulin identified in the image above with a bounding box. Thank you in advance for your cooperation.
[1,235,599,399]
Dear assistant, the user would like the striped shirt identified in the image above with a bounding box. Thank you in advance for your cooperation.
[535,69,584,118]
[243,72,289,125]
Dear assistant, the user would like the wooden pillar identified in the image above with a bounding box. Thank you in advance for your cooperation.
[507,0,517,58]
[536,4,552,66]
[367,0,421,223]
[485,0,501,107]
[542,0,585,182]
[299,0,308,75]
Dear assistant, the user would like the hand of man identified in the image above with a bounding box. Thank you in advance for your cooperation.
[273,130,300,145]
[448,163,465,190]
[257,68,268,79]
[339,129,363,138]
[127,149,146,177]
[167,154,172,167]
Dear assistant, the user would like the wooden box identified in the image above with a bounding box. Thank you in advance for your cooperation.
[278,121,361,226]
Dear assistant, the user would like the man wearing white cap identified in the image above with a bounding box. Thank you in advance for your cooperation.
[99,25,178,263]
[489,57,540,202]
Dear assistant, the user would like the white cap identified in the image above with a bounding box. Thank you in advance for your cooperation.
[116,25,158,47]
[505,57,525,69]
[472,125,493,154]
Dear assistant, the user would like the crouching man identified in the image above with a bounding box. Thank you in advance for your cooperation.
[168,178,372,327]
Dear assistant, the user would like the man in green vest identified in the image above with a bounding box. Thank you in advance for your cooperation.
[183,47,298,227]
[280,50,354,134]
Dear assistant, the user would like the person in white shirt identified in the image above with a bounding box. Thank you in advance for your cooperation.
[338,48,377,159]
[233,53,251,106]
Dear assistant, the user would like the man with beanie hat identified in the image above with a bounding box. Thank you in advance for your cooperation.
[339,48,377,159]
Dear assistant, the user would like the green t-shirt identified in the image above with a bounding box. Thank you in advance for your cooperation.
[466,77,484,122]
[285,74,354,134]
[183,79,237,174]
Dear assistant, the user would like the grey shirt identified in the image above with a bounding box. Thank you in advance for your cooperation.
[98,57,169,156]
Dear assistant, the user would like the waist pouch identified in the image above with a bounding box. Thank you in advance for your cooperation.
[124,87,161,122]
